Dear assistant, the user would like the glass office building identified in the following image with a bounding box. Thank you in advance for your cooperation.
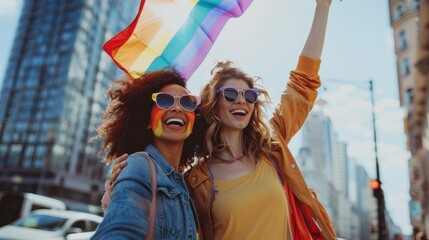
[0,0,137,205]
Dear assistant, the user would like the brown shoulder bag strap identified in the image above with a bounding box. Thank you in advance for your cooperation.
[138,151,157,240]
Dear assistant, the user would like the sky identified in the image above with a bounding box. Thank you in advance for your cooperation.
[0,0,412,235]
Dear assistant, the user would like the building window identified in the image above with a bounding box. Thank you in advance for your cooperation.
[398,30,407,50]
[401,58,410,76]
[8,144,23,167]
[394,3,406,20]
[0,145,7,167]
[414,0,420,10]
[405,88,414,106]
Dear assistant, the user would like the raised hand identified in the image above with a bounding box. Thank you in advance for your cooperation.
[109,153,128,183]
[101,153,128,211]
[316,0,332,5]
[301,0,332,59]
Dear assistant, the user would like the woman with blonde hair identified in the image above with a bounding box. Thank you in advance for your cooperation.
[105,0,337,239]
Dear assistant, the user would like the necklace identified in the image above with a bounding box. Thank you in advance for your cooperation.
[213,152,245,163]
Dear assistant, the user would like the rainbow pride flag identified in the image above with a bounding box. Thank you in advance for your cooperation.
[103,0,254,80]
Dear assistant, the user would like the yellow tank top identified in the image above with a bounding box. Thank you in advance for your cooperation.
[212,158,289,240]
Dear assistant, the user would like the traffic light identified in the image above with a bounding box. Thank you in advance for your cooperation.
[370,179,382,198]
[370,179,388,239]
[370,179,380,189]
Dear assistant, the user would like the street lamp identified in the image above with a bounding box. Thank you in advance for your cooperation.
[368,80,389,240]
[320,79,388,240]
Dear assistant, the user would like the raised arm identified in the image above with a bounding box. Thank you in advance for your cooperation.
[270,0,332,143]
[301,0,332,59]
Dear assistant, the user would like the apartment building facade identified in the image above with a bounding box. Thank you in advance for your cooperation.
[388,0,429,237]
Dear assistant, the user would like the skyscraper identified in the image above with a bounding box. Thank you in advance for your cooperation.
[355,165,377,240]
[0,0,137,206]
[301,109,335,180]
[297,108,356,238]
[298,109,338,230]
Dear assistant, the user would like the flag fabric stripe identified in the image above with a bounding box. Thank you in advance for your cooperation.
[173,0,253,78]
[145,0,224,74]
[103,0,147,70]
[128,1,199,76]
[117,10,163,69]
[164,0,240,72]
[104,0,254,80]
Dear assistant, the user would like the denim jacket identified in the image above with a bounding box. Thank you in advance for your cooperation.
[92,144,197,240]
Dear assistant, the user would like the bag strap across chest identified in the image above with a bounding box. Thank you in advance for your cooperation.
[136,151,157,240]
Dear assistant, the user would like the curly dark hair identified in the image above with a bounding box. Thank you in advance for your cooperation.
[95,69,199,167]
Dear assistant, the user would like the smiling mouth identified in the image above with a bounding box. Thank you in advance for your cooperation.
[165,118,185,126]
[230,109,247,116]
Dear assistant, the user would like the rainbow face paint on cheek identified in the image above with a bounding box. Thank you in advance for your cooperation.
[150,106,167,137]
[184,111,195,138]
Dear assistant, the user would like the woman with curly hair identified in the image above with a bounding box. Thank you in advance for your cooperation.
[92,69,201,239]
[105,0,337,239]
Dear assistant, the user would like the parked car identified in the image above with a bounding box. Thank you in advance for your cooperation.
[0,191,67,227]
[66,231,95,240]
[0,209,103,240]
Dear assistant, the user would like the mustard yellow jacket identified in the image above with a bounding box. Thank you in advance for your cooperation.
[185,56,337,240]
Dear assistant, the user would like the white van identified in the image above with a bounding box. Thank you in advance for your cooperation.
[0,191,66,227]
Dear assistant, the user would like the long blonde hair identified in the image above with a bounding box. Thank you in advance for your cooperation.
[197,60,272,160]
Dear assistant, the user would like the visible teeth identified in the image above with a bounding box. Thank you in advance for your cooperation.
[231,109,247,115]
[166,118,184,126]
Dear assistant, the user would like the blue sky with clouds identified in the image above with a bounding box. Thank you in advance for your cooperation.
[0,0,412,234]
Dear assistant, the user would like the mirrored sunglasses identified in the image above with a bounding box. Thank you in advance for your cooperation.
[216,87,260,104]
[152,93,201,112]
